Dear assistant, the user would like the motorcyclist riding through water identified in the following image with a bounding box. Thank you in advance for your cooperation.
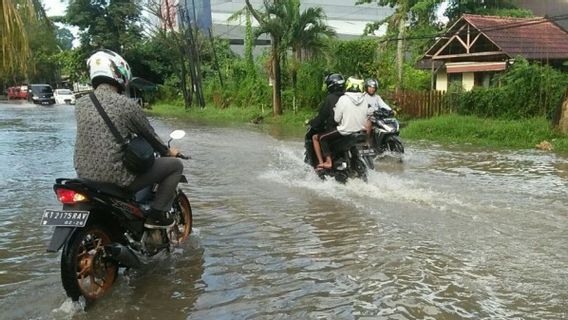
[74,49,183,228]
[313,76,373,169]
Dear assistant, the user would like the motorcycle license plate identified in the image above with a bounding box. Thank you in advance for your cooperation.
[41,209,90,227]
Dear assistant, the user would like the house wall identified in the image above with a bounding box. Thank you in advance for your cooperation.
[463,72,475,91]
[436,70,448,91]
[435,71,477,92]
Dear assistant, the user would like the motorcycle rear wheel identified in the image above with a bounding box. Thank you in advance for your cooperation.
[354,158,368,182]
[60,224,118,301]
[170,191,193,244]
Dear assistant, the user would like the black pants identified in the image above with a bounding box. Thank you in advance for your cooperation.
[319,129,344,158]
[128,157,184,212]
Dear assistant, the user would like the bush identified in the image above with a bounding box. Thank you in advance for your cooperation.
[456,58,568,119]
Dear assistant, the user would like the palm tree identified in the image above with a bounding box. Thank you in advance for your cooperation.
[245,0,336,115]
[245,0,288,116]
[286,1,335,92]
[288,2,335,62]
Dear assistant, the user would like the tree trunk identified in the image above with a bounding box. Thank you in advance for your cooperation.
[178,42,192,109]
[396,16,405,92]
[272,36,282,116]
[558,90,568,133]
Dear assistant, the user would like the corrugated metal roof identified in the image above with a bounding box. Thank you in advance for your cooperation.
[463,14,568,60]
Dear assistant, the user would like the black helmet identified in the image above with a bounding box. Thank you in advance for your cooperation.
[364,78,379,93]
[324,73,345,93]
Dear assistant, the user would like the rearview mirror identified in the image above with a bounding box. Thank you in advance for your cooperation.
[169,130,186,140]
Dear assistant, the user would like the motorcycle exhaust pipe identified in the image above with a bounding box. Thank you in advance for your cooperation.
[106,243,141,269]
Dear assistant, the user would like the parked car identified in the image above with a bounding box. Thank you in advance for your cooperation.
[28,84,55,105]
[7,85,28,100]
[54,89,76,105]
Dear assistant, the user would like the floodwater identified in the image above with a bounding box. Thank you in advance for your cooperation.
[0,101,566,319]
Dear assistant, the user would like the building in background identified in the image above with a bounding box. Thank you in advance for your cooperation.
[419,14,568,92]
[160,0,394,55]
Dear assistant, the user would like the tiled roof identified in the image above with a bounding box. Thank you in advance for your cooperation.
[463,14,568,60]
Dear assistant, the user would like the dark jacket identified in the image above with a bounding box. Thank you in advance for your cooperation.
[309,91,343,132]
[74,84,168,187]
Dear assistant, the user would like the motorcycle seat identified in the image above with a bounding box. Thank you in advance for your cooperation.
[77,179,134,200]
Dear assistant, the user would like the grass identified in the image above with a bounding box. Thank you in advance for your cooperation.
[147,103,568,153]
[401,114,568,153]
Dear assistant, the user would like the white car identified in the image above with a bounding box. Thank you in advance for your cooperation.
[54,89,76,105]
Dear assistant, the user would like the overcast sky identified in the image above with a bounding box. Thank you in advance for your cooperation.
[43,0,66,17]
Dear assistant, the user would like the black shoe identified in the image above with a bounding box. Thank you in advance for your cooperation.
[144,209,174,229]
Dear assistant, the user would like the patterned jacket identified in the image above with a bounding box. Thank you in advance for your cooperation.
[74,84,168,187]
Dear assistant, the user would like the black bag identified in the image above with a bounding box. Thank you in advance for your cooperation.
[89,93,155,173]
[122,135,155,173]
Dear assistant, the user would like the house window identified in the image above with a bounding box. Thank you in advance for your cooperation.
[474,72,497,88]
[448,73,462,87]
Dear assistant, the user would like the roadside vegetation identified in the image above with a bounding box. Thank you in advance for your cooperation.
[2,0,567,153]
[148,103,568,153]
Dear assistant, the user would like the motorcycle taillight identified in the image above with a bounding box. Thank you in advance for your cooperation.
[55,188,87,204]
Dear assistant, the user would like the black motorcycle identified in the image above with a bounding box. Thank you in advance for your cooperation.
[304,126,368,183]
[42,130,192,302]
[361,107,404,168]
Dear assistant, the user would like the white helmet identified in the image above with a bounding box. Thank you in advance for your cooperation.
[87,49,132,92]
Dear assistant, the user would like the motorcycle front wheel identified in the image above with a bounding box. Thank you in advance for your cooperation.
[170,191,193,244]
[60,224,118,301]
[386,136,405,154]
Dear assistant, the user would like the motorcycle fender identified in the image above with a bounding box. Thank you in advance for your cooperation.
[47,226,77,252]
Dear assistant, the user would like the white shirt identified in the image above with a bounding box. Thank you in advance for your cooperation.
[334,92,373,135]
[365,93,391,113]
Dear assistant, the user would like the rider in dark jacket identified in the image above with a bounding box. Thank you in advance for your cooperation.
[307,73,345,168]
[309,73,346,133]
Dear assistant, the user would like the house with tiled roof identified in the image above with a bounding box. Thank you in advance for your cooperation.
[419,14,568,92]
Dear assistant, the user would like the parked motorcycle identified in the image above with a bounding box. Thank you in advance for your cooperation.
[42,130,192,302]
[304,126,368,183]
[360,107,404,168]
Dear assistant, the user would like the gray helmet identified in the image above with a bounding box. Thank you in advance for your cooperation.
[364,78,379,93]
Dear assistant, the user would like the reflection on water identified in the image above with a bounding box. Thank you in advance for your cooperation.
[0,103,566,319]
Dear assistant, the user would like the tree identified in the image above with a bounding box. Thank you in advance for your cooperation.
[445,0,532,22]
[286,0,335,95]
[357,0,443,91]
[65,0,143,53]
[0,0,49,81]
[287,0,335,62]
[56,26,75,50]
[245,0,287,116]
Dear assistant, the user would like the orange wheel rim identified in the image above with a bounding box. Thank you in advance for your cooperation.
[171,196,192,244]
[76,229,117,300]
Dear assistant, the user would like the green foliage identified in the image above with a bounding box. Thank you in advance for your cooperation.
[55,49,88,84]
[55,26,74,50]
[293,61,327,110]
[65,0,142,52]
[330,38,378,77]
[456,59,568,119]
[204,58,272,109]
[445,0,532,22]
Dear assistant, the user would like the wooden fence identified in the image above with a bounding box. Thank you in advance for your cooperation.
[383,90,459,119]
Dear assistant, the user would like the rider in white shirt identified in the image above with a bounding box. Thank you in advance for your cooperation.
[315,77,373,169]
[363,78,391,137]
